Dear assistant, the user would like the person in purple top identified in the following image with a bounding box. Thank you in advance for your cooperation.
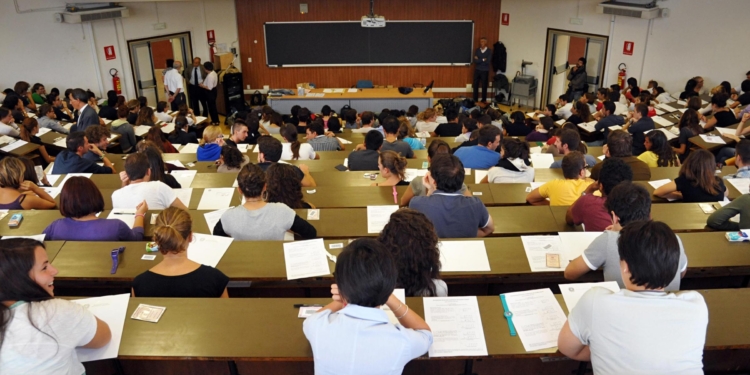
[43,177,147,241]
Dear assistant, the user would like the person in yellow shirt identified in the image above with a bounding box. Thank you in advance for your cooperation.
[637,131,680,168]
[526,151,594,206]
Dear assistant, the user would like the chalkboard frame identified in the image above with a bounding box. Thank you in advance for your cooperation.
[263,20,475,67]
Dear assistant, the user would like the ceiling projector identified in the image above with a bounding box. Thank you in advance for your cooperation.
[361,15,386,28]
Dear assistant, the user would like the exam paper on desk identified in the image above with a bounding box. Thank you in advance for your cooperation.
[423,296,488,357]
[203,207,232,235]
[559,281,620,313]
[283,238,331,280]
[170,170,197,188]
[107,209,137,229]
[438,240,491,272]
[557,232,603,267]
[521,236,565,272]
[502,288,567,352]
[366,205,399,234]
[187,233,232,267]
[2,234,46,242]
[73,293,130,362]
[197,188,234,210]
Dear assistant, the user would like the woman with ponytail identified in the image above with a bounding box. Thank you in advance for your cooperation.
[0,238,111,373]
[280,123,316,160]
[372,150,409,186]
[132,207,229,298]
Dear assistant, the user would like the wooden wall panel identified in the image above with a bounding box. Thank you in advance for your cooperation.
[235,0,501,91]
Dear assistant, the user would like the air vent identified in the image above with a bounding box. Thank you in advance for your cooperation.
[600,7,642,17]
[80,10,122,22]
[56,6,129,24]
[596,3,661,19]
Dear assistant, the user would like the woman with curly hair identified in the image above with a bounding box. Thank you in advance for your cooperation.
[377,208,447,297]
[266,163,314,209]
[216,145,249,173]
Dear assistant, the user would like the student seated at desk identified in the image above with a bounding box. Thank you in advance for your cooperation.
[372,151,409,187]
[168,115,199,146]
[154,101,172,123]
[566,101,593,126]
[43,177,146,241]
[484,137,534,183]
[401,140,471,206]
[409,154,493,238]
[550,129,597,168]
[19,118,54,166]
[532,104,560,122]
[415,107,439,133]
[98,90,118,121]
[281,124,317,160]
[0,158,56,210]
[145,126,178,154]
[113,153,187,210]
[638,131,679,168]
[380,116,415,159]
[527,152,593,206]
[623,103,655,156]
[591,101,625,145]
[0,107,20,137]
[558,220,706,374]
[454,118,478,144]
[565,182,687,290]
[136,142,182,188]
[266,163,315,209]
[433,109,461,137]
[111,106,136,153]
[679,78,700,101]
[566,158,633,232]
[47,93,73,122]
[350,111,379,134]
[349,130,383,171]
[526,117,555,142]
[135,106,157,126]
[51,132,115,175]
[213,163,316,240]
[673,108,702,163]
[723,140,750,179]
[171,103,196,127]
[303,239,432,375]
[19,157,50,187]
[83,125,112,163]
[555,94,573,120]
[591,130,651,181]
[0,238,112,373]
[454,125,501,169]
[704,93,738,130]
[36,103,69,134]
[306,121,343,152]
[654,149,726,203]
[216,145,249,173]
[504,111,532,137]
[196,125,224,161]
[378,209,447,297]
[397,120,424,151]
[132,207,229,298]
[257,136,316,187]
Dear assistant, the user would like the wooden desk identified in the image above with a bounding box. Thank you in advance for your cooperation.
[548,203,714,233]
[268,88,433,115]
[43,241,65,262]
[689,124,738,152]
[0,139,40,157]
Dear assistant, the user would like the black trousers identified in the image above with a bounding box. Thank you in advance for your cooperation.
[187,84,208,116]
[170,91,186,111]
[473,70,489,102]
[205,88,219,124]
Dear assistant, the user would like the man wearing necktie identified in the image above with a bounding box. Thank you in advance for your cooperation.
[183,57,209,116]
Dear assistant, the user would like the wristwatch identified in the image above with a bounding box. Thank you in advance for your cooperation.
[500,294,517,336]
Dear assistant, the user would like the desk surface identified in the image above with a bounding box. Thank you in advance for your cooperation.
[272,88,434,101]
[116,289,750,360]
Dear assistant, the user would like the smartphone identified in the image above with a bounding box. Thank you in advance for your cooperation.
[8,213,23,227]
[334,164,348,171]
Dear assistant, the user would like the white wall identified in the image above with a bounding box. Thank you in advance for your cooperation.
[499,0,748,105]
[0,0,238,99]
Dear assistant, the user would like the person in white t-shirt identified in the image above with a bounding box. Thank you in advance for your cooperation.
[0,238,112,374]
[154,101,173,123]
[415,108,439,133]
[558,220,708,375]
[113,153,188,210]
[555,94,573,120]
[280,124,317,160]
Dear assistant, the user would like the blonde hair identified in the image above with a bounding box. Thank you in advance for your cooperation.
[0,158,25,189]
[201,125,223,145]
[379,150,407,180]
[417,108,436,122]
[710,85,726,95]
[153,207,192,254]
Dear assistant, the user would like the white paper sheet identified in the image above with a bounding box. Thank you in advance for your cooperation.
[502,288,567,352]
[423,296,488,357]
[165,160,186,169]
[179,143,200,153]
[439,241,491,272]
[0,135,15,144]
[655,103,674,112]
[72,294,130,362]
[283,238,331,280]
[521,236,565,272]
[195,116,208,124]
[578,121,597,133]
[558,232,603,267]
[236,144,250,152]
[0,139,28,152]
[555,119,565,125]
[58,173,93,188]
[333,89,344,93]
[718,198,740,222]
[559,282,620,313]
[203,207,232,234]
[45,174,62,187]
[2,234,46,242]
[727,178,750,195]
[366,205,399,234]
[187,233,232,267]
[716,127,742,138]
[526,112,541,118]
[654,108,665,116]
[323,89,333,93]
[404,168,428,182]
[336,137,353,144]
[170,170,197,188]
[608,125,622,131]
[53,137,68,148]
[474,170,489,184]
[699,134,726,144]
[381,288,405,324]
[173,188,193,207]
[197,188,234,210]
[597,154,605,161]
[41,187,61,199]
[530,153,554,169]
[108,209,137,229]
[134,125,151,136]
[160,123,176,134]
[347,88,358,93]
[645,128,677,141]
[651,116,673,127]
[529,146,542,154]
[36,127,52,136]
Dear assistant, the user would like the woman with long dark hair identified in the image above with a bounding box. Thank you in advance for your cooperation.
[638,131,679,167]
[0,238,111,372]
[135,141,182,188]
[654,149,726,202]
[280,123,316,160]
[266,163,314,209]
[673,108,702,162]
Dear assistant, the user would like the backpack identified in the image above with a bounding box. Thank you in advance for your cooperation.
[250,90,266,106]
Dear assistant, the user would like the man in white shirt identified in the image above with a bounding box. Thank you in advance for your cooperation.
[200,61,220,125]
[555,94,573,119]
[164,61,186,111]
[0,108,20,137]
[558,219,708,375]
[113,153,188,210]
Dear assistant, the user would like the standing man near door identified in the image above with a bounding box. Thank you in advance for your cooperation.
[184,57,208,116]
[567,57,588,101]
[201,61,220,125]
[165,61,186,111]
[473,37,492,104]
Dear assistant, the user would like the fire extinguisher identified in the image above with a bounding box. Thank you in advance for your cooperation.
[110,68,122,95]
[617,63,627,90]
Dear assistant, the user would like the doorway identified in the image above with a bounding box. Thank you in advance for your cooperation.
[127,32,193,106]
[541,29,608,107]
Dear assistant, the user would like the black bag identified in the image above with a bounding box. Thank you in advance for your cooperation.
[250,90,267,106]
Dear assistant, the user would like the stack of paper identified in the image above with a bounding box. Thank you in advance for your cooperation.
[438,241,491,272]
[530,153,554,169]
[559,282,620,313]
[366,205,399,234]
[73,294,130,362]
[197,188,234,210]
[283,238,331,280]
[170,170,197,188]
[187,233,232,267]
[502,289,567,352]
[424,296,488,357]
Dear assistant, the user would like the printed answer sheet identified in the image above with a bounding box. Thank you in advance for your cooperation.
[438,241,491,272]
[502,288,567,352]
[283,238,331,280]
[366,205,399,233]
[559,282,620,313]
[423,296,488,357]
[521,236,564,272]
[187,233,233,267]
[197,188,234,210]
[73,293,130,362]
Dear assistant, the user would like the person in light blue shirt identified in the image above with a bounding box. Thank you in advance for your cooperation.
[723,139,750,179]
[453,125,501,169]
[303,238,432,375]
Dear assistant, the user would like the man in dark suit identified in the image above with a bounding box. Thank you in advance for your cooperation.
[183,57,209,116]
[473,37,492,103]
[69,88,100,133]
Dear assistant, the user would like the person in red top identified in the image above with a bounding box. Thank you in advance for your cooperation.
[595,88,607,112]
[566,157,633,231]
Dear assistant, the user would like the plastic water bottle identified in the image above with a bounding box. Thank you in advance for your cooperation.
[297,87,304,96]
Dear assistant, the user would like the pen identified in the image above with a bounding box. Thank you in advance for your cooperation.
[114,212,135,215]
[293,304,323,308]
